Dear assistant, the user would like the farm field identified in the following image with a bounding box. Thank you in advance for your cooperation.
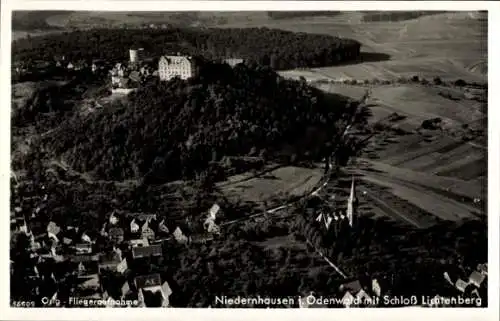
[275,12,487,227]
[220,166,323,204]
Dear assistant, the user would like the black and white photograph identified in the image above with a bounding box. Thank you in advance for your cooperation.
[2,1,498,318]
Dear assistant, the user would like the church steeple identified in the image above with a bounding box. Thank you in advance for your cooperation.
[346,175,357,227]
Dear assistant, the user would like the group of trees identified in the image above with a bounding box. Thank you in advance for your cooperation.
[39,63,364,184]
[12,27,361,71]
[12,73,108,130]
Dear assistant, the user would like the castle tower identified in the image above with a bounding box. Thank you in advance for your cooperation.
[129,48,145,64]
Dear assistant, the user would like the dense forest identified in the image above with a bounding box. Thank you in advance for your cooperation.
[12,27,361,71]
[37,62,368,184]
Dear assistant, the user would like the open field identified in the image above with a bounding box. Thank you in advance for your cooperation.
[220,166,323,204]
[313,83,486,127]
[266,12,487,82]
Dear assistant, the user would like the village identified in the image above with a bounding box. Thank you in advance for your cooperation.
[10,175,224,307]
[10,161,488,308]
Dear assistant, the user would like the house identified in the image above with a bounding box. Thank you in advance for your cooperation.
[468,271,486,288]
[121,281,131,299]
[116,258,128,274]
[134,274,172,307]
[204,204,221,234]
[47,221,61,242]
[132,244,162,260]
[130,238,149,248]
[71,257,99,275]
[98,251,123,272]
[109,227,125,244]
[135,273,162,289]
[339,279,373,307]
[342,291,356,308]
[371,279,382,297]
[173,227,189,244]
[69,254,99,263]
[75,243,92,255]
[158,55,197,81]
[127,213,157,221]
[81,232,93,244]
[223,58,244,68]
[157,219,170,235]
[455,279,469,293]
[141,220,156,241]
[477,263,488,276]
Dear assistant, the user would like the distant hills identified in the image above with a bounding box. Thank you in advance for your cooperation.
[12,11,473,33]
[12,11,71,31]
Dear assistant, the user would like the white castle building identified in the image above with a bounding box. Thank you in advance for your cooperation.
[158,55,197,81]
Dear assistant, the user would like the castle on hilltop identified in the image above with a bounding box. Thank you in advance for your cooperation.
[158,54,197,81]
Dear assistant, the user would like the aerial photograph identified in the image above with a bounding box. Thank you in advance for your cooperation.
[9,10,487,308]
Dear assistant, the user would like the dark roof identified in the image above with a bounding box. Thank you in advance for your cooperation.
[76,243,92,250]
[69,254,99,263]
[100,251,122,265]
[109,227,124,236]
[135,273,162,289]
[126,213,157,221]
[341,280,362,293]
[142,287,164,307]
[132,244,162,259]
[129,71,141,83]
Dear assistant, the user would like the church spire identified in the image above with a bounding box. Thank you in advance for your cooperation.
[346,175,356,227]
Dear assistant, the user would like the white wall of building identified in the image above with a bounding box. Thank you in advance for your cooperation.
[158,56,195,81]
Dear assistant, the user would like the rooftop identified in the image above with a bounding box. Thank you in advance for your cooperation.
[135,273,162,289]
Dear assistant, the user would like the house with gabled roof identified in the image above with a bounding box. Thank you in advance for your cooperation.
[173,226,189,244]
[134,273,172,307]
[75,243,92,255]
[339,279,374,307]
[141,219,156,241]
[130,238,149,248]
[468,271,486,288]
[131,244,162,260]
